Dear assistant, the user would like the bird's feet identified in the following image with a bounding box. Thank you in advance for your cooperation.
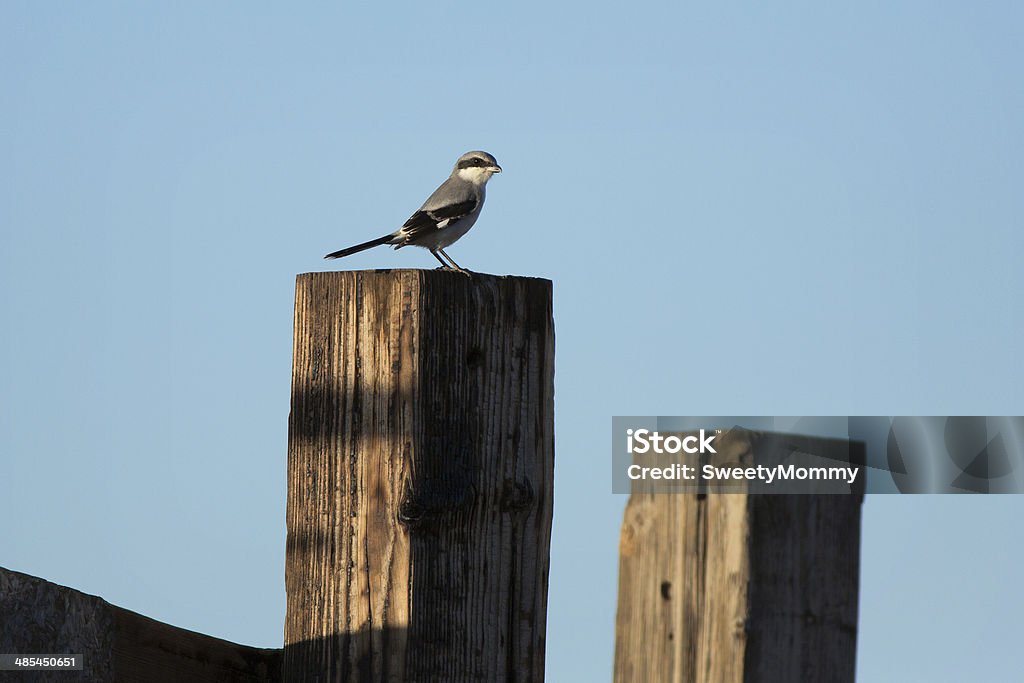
[435,265,473,277]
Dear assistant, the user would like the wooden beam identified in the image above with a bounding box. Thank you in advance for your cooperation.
[284,270,555,682]
[0,566,281,682]
[613,430,863,683]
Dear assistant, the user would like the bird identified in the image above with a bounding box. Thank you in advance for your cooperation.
[324,150,502,272]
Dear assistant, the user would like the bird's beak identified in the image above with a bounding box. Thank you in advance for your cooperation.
[491,165,502,174]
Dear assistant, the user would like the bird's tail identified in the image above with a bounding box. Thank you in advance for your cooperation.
[324,234,394,260]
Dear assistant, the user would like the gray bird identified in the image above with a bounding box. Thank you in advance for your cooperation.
[324,150,502,271]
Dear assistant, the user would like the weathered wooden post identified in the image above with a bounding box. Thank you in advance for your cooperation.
[613,430,863,682]
[284,270,554,682]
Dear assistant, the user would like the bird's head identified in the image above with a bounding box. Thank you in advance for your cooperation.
[453,150,502,185]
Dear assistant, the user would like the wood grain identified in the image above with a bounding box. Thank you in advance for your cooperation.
[284,270,554,682]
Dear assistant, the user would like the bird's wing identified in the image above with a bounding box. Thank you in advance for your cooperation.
[399,197,479,241]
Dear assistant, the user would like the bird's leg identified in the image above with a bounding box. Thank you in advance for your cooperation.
[438,249,471,275]
[430,250,451,269]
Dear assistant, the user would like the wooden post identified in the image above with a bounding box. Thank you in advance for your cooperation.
[613,430,863,683]
[284,270,555,682]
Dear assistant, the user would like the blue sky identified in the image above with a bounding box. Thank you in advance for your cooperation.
[2,3,1022,679]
